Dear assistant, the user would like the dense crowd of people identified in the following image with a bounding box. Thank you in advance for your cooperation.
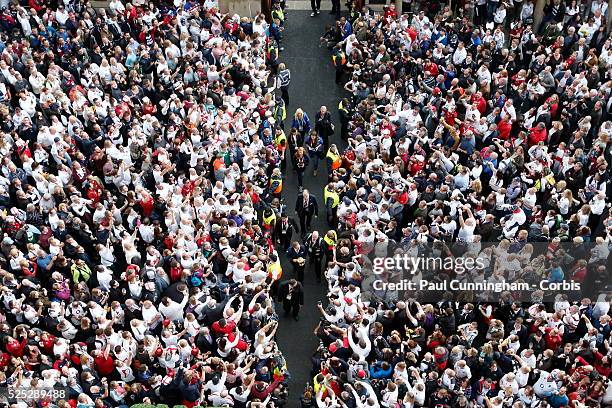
[300,1,612,407]
[0,0,303,407]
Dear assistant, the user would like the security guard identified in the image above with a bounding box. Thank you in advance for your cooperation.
[268,168,283,199]
[267,253,283,297]
[323,230,337,267]
[262,207,277,234]
[331,48,346,83]
[274,127,287,170]
[267,41,280,74]
[325,144,342,174]
[272,2,285,26]
[323,182,340,228]
[274,126,287,148]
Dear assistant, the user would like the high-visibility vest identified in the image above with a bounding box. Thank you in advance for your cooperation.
[272,8,284,22]
[338,100,348,115]
[267,44,278,60]
[269,176,283,194]
[313,374,327,394]
[263,211,277,228]
[326,150,342,170]
[268,261,282,280]
[274,104,286,121]
[323,231,337,249]
[275,131,287,148]
[324,188,340,208]
[332,51,346,67]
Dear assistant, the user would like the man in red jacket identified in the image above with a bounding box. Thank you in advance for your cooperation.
[528,122,548,146]
[471,92,487,114]
[497,114,513,140]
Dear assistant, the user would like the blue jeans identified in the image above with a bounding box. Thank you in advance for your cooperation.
[308,153,320,171]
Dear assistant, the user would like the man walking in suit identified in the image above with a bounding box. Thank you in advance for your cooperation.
[287,240,308,283]
[295,189,318,237]
[304,230,325,283]
[277,279,304,321]
[274,213,299,250]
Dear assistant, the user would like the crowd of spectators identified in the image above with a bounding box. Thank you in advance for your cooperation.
[303,1,612,407]
[0,0,299,407]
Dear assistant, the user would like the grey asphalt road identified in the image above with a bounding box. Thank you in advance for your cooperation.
[274,9,347,407]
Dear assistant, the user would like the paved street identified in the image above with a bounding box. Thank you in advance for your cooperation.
[275,10,347,407]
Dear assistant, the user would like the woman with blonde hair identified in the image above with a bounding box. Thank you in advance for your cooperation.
[291,108,311,137]
[558,189,579,217]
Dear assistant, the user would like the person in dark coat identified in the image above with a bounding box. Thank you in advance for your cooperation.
[295,189,319,236]
[304,231,325,283]
[314,105,334,150]
[274,213,300,250]
[287,241,308,283]
[277,279,304,320]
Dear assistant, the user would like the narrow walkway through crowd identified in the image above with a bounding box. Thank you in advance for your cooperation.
[274,10,346,407]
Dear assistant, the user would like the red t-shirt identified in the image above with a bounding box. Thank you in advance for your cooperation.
[95,354,115,376]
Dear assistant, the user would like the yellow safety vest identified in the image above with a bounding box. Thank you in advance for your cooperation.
[269,176,283,194]
[274,104,287,121]
[323,231,337,248]
[338,100,348,114]
[275,131,287,147]
[326,150,342,170]
[313,375,327,394]
[332,51,346,67]
[273,9,285,22]
[324,188,340,208]
[263,212,276,227]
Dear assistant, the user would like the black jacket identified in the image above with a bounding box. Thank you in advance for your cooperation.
[295,194,319,217]
[277,280,304,305]
[304,234,324,259]
[275,216,299,239]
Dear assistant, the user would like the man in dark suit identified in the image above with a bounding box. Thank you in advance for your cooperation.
[287,241,308,283]
[314,105,334,150]
[304,230,325,283]
[295,189,318,237]
[277,279,304,321]
[274,213,299,250]
[195,326,216,354]
[199,296,226,326]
